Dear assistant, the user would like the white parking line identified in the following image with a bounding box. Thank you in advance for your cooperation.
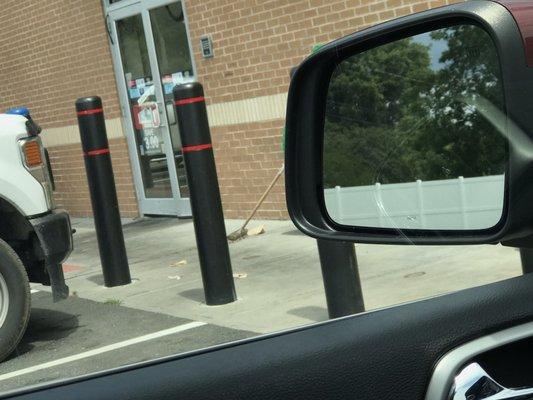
[0,321,206,382]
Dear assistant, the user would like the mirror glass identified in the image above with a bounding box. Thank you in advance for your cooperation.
[323,24,507,231]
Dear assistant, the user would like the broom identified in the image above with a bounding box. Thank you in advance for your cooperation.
[227,164,285,242]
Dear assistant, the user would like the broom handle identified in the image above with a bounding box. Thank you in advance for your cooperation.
[241,164,285,229]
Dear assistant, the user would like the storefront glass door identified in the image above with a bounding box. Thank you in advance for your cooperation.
[107,0,194,216]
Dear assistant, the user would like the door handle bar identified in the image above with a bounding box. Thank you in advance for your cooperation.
[451,362,533,400]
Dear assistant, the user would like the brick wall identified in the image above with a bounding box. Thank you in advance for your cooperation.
[47,137,139,218]
[0,0,121,129]
[0,0,135,218]
[1,0,463,220]
[213,119,286,219]
[186,0,461,105]
[186,0,462,219]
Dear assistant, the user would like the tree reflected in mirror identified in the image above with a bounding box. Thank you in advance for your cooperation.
[324,24,507,230]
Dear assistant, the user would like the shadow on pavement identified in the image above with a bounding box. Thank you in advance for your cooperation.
[282,229,305,236]
[179,288,205,303]
[87,274,105,286]
[9,308,80,360]
[287,306,328,322]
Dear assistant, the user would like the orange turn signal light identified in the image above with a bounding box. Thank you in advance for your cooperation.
[22,140,43,167]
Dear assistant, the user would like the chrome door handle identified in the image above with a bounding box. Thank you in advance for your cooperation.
[451,362,533,400]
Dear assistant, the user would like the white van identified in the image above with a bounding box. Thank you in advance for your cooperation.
[0,108,72,361]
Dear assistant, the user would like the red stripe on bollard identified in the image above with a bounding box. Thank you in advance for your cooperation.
[76,108,104,116]
[182,143,212,153]
[174,96,205,106]
[84,148,110,157]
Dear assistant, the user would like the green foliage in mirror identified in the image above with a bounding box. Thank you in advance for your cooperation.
[324,24,507,189]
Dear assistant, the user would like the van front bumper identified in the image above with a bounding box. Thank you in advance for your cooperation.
[29,210,73,301]
[29,210,73,265]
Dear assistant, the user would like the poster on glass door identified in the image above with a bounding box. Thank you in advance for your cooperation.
[132,102,163,156]
[133,102,161,130]
[141,127,163,156]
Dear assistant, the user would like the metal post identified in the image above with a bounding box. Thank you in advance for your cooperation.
[290,63,362,318]
[317,239,365,318]
[75,96,131,287]
[520,247,533,274]
[141,155,154,188]
[173,82,236,306]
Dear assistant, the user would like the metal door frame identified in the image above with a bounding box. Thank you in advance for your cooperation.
[105,0,193,217]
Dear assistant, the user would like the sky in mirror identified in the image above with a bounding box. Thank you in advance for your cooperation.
[411,32,448,70]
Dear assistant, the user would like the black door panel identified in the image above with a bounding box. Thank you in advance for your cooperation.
[5,273,533,400]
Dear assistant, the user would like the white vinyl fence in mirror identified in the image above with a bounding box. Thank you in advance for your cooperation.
[324,175,504,230]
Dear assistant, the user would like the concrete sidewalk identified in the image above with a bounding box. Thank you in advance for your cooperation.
[39,217,523,334]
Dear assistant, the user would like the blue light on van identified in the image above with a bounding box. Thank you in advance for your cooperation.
[6,107,30,118]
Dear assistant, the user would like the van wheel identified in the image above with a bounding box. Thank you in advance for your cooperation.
[0,238,31,362]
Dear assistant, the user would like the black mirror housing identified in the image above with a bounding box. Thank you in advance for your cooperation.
[285,0,533,246]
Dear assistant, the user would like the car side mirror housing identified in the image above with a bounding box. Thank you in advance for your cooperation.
[285,0,533,246]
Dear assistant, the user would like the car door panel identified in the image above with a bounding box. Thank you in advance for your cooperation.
[5,273,533,400]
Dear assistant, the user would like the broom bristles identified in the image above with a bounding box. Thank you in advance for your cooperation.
[227,227,248,242]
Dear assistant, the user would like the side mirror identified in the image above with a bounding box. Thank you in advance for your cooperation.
[285,0,533,246]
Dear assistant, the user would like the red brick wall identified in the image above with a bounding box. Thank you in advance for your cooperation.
[48,138,138,218]
[1,0,463,219]
[213,119,286,219]
[187,0,462,219]
[186,0,461,105]
[0,0,121,129]
[0,0,135,218]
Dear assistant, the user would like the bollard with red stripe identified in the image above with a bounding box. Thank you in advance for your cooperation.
[173,82,236,306]
[75,96,131,287]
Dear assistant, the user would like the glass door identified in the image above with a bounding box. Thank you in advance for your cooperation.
[107,0,193,217]
[148,0,194,199]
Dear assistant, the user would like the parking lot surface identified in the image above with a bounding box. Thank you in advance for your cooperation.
[0,217,524,394]
[1,290,254,394]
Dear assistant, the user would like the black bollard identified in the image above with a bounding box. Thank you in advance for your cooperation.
[75,96,131,287]
[520,247,533,274]
[317,239,365,318]
[173,82,236,305]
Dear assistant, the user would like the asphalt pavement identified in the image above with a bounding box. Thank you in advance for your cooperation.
[0,290,254,395]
